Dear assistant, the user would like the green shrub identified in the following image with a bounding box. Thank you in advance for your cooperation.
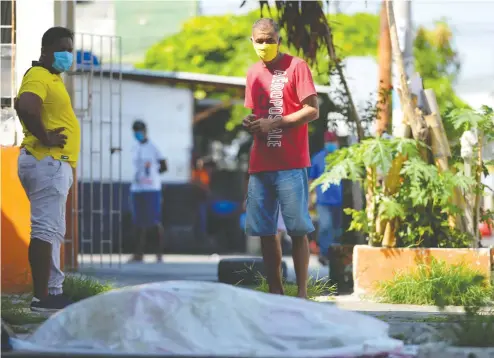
[254,275,336,300]
[375,258,492,307]
[63,274,114,302]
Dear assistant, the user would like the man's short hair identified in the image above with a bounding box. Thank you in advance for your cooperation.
[41,27,74,47]
[252,18,280,34]
[132,120,146,131]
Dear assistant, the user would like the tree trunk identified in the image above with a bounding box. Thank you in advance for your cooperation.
[473,136,483,247]
[377,1,392,137]
[321,22,365,141]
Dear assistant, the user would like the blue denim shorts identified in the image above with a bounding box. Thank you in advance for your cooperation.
[245,169,315,237]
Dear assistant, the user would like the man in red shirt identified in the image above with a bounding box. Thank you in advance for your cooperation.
[243,18,319,298]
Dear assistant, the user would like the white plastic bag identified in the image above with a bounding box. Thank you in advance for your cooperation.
[460,129,478,160]
[15,281,404,357]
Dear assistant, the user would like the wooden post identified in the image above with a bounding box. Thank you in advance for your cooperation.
[462,150,475,240]
[422,89,451,171]
[422,88,466,232]
[63,0,78,269]
[386,0,428,142]
[473,136,484,247]
[377,0,392,137]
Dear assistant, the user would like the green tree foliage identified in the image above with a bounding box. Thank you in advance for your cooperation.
[138,11,379,85]
[139,10,467,127]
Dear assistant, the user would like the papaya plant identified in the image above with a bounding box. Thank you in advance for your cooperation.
[310,137,475,247]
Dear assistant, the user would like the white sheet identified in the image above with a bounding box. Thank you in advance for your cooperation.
[13,281,405,357]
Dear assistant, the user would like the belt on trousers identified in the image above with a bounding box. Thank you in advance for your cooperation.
[23,149,60,161]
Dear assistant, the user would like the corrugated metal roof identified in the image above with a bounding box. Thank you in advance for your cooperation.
[86,66,331,95]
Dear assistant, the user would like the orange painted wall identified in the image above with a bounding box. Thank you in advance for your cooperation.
[353,245,492,295]
[1,147,77,293]
[1,146,32,293]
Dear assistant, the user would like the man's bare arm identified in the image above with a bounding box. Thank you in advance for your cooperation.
[15,93,50,144]
[16,93,67,147]
[278,94,319,128]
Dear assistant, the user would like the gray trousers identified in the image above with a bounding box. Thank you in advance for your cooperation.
[18,148,73,295]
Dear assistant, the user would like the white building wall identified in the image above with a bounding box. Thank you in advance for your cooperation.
[74,77,193,184]
[9,0,75,146]
[15,0,55,91]
[7,0,55,146]
[457,91,494,110]
[75,1,117,61]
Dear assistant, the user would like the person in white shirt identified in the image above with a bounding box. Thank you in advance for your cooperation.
[130,120,167,262]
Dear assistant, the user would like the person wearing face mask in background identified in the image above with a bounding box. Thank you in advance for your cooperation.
[242,18,319,298]
[15,27,79,312]
[130,120,167,262]
[308,131,343,266]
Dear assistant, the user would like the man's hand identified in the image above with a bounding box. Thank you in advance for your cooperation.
[158,159,168,174]
[42,127,67,148]
[249,117,281,134]
[242,114,257,133]
[309,190,317,211]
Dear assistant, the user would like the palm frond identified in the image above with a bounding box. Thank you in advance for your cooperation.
[255,1,331,67]
[253,0,365,140]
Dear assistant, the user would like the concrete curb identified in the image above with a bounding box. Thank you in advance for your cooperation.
[417,344,494,358]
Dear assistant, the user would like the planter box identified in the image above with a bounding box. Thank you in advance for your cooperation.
[353,245,492,295]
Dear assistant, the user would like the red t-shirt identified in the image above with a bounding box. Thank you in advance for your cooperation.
[244,54,317,174]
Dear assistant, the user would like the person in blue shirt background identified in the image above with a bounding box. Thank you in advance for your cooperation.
[308,131,343,266]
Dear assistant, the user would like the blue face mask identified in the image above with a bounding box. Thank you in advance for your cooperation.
[52,51,73,73]
[325,143,339,153]
[134,131,145,142]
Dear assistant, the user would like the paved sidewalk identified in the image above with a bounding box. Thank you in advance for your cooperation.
[77,254,328,287]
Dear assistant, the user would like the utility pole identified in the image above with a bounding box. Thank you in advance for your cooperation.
[195,0,202,16]
[331,1,341,14]
[54,0,79,270]
[391,0,414,138]
[376,0,392,137]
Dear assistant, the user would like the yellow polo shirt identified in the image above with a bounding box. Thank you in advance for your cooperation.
[18,66,80,168]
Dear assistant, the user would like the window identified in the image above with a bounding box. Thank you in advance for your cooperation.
[0,0,15,47]
[1,0,16,108]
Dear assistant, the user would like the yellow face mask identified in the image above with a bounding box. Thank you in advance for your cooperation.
[253,43,279,62]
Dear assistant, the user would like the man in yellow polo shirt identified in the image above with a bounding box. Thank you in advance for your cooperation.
[15,26,80,312]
